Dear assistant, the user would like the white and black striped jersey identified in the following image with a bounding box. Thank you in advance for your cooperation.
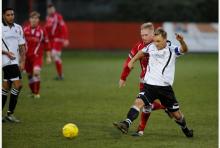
[2,22,26,67]
[142,41,183,86]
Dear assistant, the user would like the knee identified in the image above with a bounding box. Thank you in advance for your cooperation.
[3,83,10,91]
[51,54,56,61]
[143,105,152,113]
[14,83,23,90]
[33,71,40,77]
[171,110,183,120]
[51,51,56,60]
[17,84,23,90]
[134,99,144,109]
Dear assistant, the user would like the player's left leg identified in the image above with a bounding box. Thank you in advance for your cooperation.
[52,49,63,80]
[113,84,155,134]
[170,110,193,137]
[159,86,193,138]
[32,66,41,99]
[25,57,35,95]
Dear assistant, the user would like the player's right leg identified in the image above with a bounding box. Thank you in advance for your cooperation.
[4,65,23,123]
[113,86,154,134]
[2,81,11,123]
[51,43,63,80]
[2,80,11,110]
[2,66,12,110]
[132,105,152,136]
[133,83,153,136]
[113,98,144,134]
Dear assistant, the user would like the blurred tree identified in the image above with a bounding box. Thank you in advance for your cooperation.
[2,0,218,23]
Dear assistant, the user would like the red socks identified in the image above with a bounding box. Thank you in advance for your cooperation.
[33,81,40,94]
[29,76,40,95]
[138,112,151,131]
[55,60,63,77]
[137,102,165,131]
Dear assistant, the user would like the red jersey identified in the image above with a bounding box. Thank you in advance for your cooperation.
[45,12,68,42]
[23,25,50,57]
[120,41,150,81]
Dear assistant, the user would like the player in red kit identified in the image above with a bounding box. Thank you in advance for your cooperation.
[23,11,51,99]
[45,4,69,80]
[119,23,172,136]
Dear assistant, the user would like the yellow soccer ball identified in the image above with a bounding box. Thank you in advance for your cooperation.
[62,123,79,138]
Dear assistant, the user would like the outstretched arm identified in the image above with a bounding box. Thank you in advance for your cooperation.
[128,50,145,69]
[119,57,132,88]
[175,33,188,53]
[119,43,142,88]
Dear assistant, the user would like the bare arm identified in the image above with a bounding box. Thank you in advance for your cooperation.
[18,44,26,71]
[175,33,188,53]
[128,50,145,69]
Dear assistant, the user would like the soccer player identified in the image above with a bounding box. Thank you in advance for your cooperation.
[45,4,69,80]
[114,28,193,138]
[2,8,26,122]
[119,22,168,136]
[23,11,51,99]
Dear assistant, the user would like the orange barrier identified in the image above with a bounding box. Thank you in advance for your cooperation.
[23,21,161,50]
[66,21,162,50]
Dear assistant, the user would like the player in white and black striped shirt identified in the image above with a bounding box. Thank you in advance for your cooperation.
[2,8,26,123]
[113,28,193,138]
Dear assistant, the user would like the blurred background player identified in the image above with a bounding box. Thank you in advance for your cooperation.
[2,8,26,122]
[119,22,168,136]
[44,4,69,80]
[23,11,52,99]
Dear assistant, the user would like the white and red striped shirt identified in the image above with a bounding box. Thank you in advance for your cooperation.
[23,24,50,57]
[44,12,68,42]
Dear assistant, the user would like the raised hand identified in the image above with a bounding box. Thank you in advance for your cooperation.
[175,33,184,41]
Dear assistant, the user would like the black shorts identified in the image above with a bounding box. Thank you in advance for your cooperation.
[3,64,22,81]
[137,84,179,112]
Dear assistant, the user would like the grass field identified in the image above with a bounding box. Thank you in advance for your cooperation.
[2,51,218,148]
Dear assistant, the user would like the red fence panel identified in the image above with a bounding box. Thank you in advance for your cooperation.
[66,21,162,50]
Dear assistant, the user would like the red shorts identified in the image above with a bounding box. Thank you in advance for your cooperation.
[52,41,63,51]
[25,55,43,74]
[139,83,144,91]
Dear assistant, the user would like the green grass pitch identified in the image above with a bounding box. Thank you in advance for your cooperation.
[2,51,218,148]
